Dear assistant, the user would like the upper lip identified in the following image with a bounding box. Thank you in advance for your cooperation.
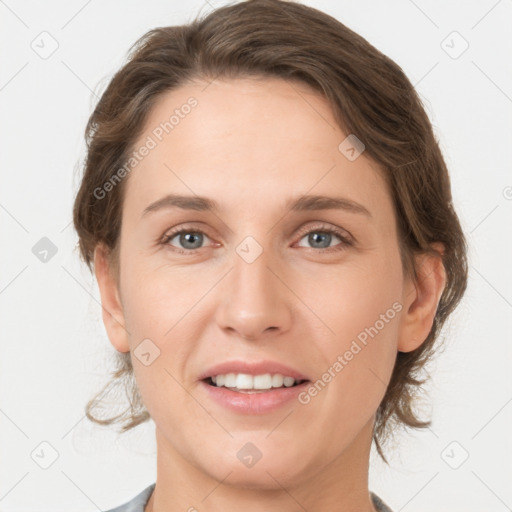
[199,360,310,382]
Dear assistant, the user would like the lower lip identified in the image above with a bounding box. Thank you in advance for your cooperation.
[199,380,310,414]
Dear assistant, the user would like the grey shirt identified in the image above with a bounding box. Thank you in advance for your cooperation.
[104,483,394,511]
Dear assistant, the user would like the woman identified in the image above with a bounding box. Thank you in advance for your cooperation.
[73,1,468,510]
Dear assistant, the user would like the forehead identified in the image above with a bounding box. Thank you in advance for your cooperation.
[123,76,392,220]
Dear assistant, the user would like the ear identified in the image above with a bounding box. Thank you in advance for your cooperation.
[93,243,130,353]
[397,243,447,353]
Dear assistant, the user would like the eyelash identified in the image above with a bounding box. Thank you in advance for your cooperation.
[160,223,353,255]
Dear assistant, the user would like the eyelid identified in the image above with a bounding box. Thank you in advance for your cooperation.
[293,222,353,243]
[160,222,212,240]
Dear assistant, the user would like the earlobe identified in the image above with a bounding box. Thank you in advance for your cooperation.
[397,244,447,353]
[93,244,130,353]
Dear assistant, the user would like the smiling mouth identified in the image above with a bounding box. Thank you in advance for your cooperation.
[203,377,309,391]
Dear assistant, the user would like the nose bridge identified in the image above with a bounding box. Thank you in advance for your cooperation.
[215,240,292,339]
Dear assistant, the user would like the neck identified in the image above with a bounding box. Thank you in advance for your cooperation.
[146,415,378,512]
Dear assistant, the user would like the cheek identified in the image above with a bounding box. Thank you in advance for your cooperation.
[120,262,205,416]
[303,250,403,389]
[305,249,403,339]
[119,256,203,341]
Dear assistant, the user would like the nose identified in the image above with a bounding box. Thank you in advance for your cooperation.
[215,248,293,341]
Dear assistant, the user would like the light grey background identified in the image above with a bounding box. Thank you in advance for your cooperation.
[1,0,511,510]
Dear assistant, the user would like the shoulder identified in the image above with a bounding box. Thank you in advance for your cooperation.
[371,491,394,512]
[103,483,156,512]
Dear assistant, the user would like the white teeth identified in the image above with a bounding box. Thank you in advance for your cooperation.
[237,373,254,389]
[253,374,271,389]
[283,376,296,387]
[271,374,281,387]
[210,373,299,390]
[224,373,236,387]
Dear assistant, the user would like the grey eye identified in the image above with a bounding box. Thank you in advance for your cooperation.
[297,230,342,249]
[168,231,208,250]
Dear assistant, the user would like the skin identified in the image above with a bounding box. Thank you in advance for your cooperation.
[94,77,446,512]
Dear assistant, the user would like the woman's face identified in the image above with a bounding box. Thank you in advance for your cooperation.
[98,77,417,488]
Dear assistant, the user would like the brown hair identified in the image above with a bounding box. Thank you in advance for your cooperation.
[73,0,468,464]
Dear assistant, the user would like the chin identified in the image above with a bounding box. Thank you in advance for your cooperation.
[215,464,301,491]
[198,442,311,490]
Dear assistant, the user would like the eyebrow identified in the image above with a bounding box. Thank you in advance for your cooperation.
[141,193,372,218]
